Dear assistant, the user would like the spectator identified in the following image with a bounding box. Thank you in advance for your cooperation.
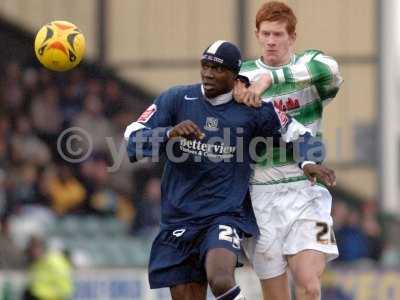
[104,79,124,119]
[362,214,384,261]
[335,205,369,262]
[45,164,86,215]
[22,235,73,300]
[0,168,6,218]
[9,164,40,207]
[0,218,25,269]
[22,68,39,109]
[332,200,349,230]
[10,115,51,166]
[86,78,102,97]
[31,86,62,142]
[0,62,25,117]
[73,94,114,154]
[59,79,84,127]
[0,117,11,167]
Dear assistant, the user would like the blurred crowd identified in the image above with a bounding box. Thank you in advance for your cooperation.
[332,199,383,264]
[0,61,163,269]
[331,197,400,267]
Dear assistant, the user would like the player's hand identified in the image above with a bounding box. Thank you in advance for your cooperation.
[168,120,205,139]
[252,73,272,95]
[233,80,261,108]
[303,164,336,187]
[233,73,272,108]
[233,79,247,103]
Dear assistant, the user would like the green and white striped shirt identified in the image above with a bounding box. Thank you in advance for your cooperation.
[240,49,343,185]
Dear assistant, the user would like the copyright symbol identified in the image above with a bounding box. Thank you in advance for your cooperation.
[57,127,93,163]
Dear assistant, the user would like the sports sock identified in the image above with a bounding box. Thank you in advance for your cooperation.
[215,285,245,300]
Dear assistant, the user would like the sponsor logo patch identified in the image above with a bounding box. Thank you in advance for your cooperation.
[179,137,236,159]
[274,107,289,128]
[273,97,300,111]
[137,104,157,123]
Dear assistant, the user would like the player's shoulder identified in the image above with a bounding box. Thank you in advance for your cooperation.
[160,84,201,100]
[240,59,258,73]
[295,49,324,63]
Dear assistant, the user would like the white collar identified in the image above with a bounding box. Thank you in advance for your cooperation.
[201,85,233,106]
[256,55,296,70]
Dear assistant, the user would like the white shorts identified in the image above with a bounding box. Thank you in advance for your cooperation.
[243,181,339,280]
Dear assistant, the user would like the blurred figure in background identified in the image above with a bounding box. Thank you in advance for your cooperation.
[73,94,114,154]
[45,164,86,216]
[10,115,51,166]
[131,176,161,237]
[23,235,73,300]
[361,213,383,262]
[0,218,25,269]
[59,71,85,127]
[30,86,62,157]
[332,199,384,264]
[9,164,40,208]
[0,117,11,167]
[361,202,384,262]
[0,62,25,117]
[335,204,369,263]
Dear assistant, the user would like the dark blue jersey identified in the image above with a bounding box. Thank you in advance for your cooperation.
[125,84,317,234]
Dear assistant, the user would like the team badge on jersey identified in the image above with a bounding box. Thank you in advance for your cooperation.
[137,104,157,123]
[204,117,219,131]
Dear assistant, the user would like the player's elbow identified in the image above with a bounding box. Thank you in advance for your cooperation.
[126,132,148,162]
[314,55,343,87]
[126,145,151,163]
[329,58,340,77]
[330,60,343,88]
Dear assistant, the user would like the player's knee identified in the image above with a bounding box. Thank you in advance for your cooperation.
[296,277,321,299]
[208,273,235,296]
[170,288,186,300]
[304,282,320,299]
[170,283,206,300]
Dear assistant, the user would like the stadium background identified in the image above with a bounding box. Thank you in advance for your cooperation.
[0,0,399,299]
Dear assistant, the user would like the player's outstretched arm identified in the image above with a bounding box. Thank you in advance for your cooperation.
[256,102,326,166]
[125,123,171,162]
[124,88,177,162]
[233,74,272,108]
[269,52,340,84]
[269,52,343,103]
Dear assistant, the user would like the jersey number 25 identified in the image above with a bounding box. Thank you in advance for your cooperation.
[219,225,241,249]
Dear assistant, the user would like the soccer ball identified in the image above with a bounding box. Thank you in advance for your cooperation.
[34,20,86,72]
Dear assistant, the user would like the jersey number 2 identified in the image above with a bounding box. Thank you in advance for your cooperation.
[316,222,336,244]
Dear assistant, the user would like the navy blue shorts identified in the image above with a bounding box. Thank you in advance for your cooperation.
[148,220,245,289]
